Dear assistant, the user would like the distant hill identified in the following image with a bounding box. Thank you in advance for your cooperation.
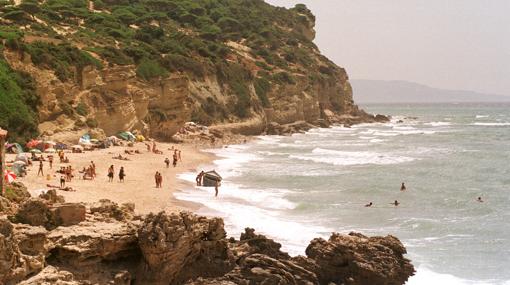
[351,79,510,103]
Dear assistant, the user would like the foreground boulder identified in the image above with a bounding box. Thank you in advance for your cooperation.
[11,199,85,230]
[137,212,235,284]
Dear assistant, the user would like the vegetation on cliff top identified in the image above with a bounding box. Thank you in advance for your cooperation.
[0,0,341,140]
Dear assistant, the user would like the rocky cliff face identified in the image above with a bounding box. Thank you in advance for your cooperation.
[1,1,387,143]
[0,185,414,285]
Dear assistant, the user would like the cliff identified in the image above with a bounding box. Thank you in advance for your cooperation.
[0,184,415,284]
[0,0,386,143]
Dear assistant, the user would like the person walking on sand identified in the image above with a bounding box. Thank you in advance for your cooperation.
[196,171,204,186]
[119,167,125,182]
[400,182,406,191]
[215,180,220,197]
[107,165,114,182]
[37,161,44,176]
[164,158,170,168]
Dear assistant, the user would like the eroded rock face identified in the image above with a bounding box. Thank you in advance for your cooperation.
[137,211,235,284]
[89,199,135,221]
[305,232,415,285]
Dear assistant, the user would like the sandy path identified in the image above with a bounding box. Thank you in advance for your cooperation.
[7,142,214,214]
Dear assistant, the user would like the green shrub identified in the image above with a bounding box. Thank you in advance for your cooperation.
[75,102,89,116]
[272,71,296,85]
[254,77,271,107]
[161,54,205,78]
[85,118,98,128]
[136,58,167,80]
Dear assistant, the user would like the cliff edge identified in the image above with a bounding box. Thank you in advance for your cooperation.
[0,0,386,143]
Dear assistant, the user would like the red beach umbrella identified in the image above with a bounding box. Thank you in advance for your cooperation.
[4,170,17,183]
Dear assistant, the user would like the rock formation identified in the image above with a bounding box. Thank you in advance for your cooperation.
[0,187,415,285]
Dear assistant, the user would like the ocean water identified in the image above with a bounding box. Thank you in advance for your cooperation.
[175,103,510,285]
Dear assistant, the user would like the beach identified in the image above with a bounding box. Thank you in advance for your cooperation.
[7,141,215,215]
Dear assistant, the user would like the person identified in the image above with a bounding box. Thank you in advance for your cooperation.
[178,150,182,161]
[196,171,204,186]
[158,172,163,188]
[91,161,96,178]
[154,171,160,188]
[172,151,178,167]
[60,176,66,188]
[108,165,114,182]
[37,161,44,176]
[119,167,125,182]
[214,180,220,197]
[365,202,373,207]
[164,158,170,168]
[146,143,151,152]
[48,156,53,169]
[392,200,400,206]
[477,197,484,203]
[152,141,156,153]
[400,182,406,191]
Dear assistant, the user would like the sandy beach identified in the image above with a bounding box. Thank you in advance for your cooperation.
[7,141,215,214]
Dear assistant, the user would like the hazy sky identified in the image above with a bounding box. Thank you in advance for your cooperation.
[266,0,510,95]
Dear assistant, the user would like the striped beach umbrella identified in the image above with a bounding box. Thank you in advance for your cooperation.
[4,170,16,183]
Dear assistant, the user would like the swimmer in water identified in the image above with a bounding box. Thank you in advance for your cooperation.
[392,200,400,206]
[365,202,373,207]
[400,182,406,191]
[477,197,483,203]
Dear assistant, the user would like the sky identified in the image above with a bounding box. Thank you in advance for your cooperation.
[266,0,510,95]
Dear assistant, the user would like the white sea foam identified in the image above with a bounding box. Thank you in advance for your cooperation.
[425,121,452,127]
[407,267,497,285]
[476,115,490,119]
[288,148,415,166]
[471,122,510,126]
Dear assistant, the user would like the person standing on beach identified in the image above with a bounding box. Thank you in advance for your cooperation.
[91,161,96,178]
[178,150,182,161]
[154,171,159,188]
[400,182,406,191]
[215,180,220,197]
[173,151,178,167]
[158,172,163,188]
[60,176,66,188]
[48,156,53,169]
[107,165,114,182]
[164,158,170,168]
[37,161,43,176]
[119,167,125,182]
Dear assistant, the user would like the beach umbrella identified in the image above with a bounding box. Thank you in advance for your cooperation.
[45,148,56,153]
[15,154,28,164]
[4,170,17,183]
[13,161,26,166]
[29,149,42,154]
[44,140,56,145]
[26,139,41,149]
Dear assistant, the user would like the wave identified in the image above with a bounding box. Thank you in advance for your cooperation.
[476,115,489,119]
[288,148,415,166]
[407,266,499,285]
[425,122,452,127]
[471,122,510,126]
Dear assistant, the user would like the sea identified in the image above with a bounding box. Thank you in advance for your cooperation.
[175,103,510,285]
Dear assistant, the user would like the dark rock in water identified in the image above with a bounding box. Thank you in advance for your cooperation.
[305,232,415,285]
[374,114,390,122]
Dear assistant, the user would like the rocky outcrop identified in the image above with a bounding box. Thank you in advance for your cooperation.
[0,184,414,285]
[137,212,235,284]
